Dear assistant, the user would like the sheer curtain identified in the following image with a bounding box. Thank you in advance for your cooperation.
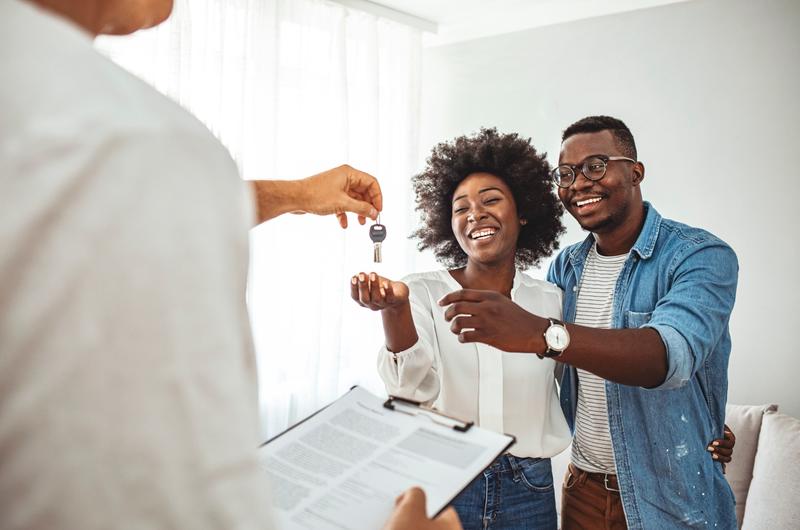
[97,0,423,437]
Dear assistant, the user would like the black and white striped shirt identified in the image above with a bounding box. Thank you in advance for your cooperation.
[570,243,628,474]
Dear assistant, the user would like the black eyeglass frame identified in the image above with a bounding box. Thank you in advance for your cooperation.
[552,154,637,188]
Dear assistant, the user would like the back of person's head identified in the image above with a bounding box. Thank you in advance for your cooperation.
[562,116,637,159]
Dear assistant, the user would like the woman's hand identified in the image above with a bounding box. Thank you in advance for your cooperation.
[707,424,736,472]
[350,273,417,353]
[350,272,409,311]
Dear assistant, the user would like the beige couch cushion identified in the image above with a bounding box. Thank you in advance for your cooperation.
[741,411,800,529]
[724,403,778,527]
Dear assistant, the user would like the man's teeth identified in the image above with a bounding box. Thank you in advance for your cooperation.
[470,229,496,240]
[576,197,602,207]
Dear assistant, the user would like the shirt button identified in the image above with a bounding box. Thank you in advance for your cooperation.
[573,286,577,292]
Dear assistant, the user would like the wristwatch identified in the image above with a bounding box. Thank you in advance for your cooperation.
[537,318,570,359]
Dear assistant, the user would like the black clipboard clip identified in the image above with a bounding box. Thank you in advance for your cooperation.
[383,395,474,432]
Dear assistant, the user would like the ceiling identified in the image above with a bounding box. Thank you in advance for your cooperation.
[367,0,695,46]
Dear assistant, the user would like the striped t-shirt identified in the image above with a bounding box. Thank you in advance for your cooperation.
[570,243,628,474]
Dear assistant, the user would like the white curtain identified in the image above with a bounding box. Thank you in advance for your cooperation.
[97,0,423,438]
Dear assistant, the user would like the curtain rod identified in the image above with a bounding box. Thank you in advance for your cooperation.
[329,0,438,33]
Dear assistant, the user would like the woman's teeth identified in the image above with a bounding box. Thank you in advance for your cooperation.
[470,229,496,240]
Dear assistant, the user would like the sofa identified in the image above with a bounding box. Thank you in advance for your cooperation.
[724,404,800,529]
[550,404,800,529]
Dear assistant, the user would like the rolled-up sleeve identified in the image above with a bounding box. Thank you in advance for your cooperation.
[643,241,738,390]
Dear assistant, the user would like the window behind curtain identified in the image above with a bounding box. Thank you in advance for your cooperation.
[97,0,423,438]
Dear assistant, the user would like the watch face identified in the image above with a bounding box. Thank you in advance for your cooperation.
[545,324,569,351]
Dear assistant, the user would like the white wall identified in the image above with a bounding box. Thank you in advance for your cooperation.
[418,0,800,418]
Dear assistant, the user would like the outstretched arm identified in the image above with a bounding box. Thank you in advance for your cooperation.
[438,289,667,387]
[350,273,440,404]
[440,243,737,389]
[251,164,382,227]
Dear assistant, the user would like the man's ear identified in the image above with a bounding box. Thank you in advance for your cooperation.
[632,162,645,186]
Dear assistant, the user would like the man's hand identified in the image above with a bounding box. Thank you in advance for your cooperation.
[300,164,383,228]
[438,289,545,352]
[439,289,669,386]
[251,164,382,227]
[382,488,462,530]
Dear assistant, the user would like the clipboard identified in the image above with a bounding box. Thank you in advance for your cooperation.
[257,386,516,530]
[383,394,475,433]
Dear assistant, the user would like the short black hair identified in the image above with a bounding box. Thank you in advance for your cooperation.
[562,115,637,159]
[412,128,564,270]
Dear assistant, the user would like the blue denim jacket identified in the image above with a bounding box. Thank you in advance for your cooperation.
[547,203,738,529]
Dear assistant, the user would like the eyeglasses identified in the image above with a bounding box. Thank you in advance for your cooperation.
[552,155,636,188]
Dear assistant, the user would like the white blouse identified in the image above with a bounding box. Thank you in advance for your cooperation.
[377,269,572,458]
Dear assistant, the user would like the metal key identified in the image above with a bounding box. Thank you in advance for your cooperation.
[369,218,387,263]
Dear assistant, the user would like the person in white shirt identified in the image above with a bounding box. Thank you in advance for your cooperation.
[351,128,570,530]
[0,1,459,529]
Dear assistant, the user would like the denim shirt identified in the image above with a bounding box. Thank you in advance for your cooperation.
[547,203,738,529]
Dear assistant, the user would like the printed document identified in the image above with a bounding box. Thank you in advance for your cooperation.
[258,386,514,530]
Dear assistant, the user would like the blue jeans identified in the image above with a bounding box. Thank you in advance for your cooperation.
[450,454,557,530]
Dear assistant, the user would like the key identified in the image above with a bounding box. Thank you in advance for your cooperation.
[369,218,387,263]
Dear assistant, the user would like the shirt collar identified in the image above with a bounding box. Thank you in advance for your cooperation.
[630,202,661,260]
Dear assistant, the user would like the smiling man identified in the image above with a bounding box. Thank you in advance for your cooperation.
[439,116,739,529]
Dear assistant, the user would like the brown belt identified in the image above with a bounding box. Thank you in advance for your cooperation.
[568,463,621,492]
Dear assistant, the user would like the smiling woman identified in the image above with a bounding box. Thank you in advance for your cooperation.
[449,172,525,279]
[413,127,564,270]
[350,128,570,530]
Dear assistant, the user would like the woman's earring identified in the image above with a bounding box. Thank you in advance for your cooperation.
[520,218,527,226]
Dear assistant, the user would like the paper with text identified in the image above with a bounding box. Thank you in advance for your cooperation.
[258,386,515,530]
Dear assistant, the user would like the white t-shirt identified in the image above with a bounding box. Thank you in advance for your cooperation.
[378,269,572,458]
[570,244,628,474]
[0,2,273,529]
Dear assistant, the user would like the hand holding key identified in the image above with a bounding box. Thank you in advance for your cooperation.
[350,272,409,311]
